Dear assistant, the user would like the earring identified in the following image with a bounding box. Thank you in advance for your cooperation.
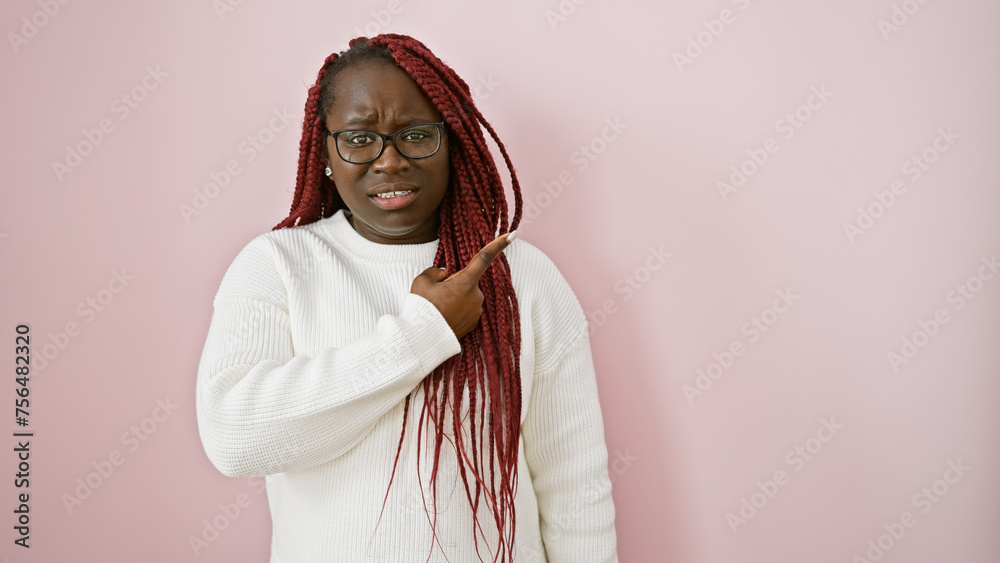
[324,167,332,176]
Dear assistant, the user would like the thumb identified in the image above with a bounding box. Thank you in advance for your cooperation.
[413,266,449,284]
[426,266,449,281]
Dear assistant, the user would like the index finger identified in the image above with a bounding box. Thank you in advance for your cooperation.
[449,230,517,282]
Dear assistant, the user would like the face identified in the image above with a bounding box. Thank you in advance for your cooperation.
[324,62,450,245]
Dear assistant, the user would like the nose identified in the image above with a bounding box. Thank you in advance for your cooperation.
[371,140,411,174]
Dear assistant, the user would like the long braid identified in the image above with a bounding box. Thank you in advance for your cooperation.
[380,35,522,560]
[273,34,523,562]
[275,51,342,229]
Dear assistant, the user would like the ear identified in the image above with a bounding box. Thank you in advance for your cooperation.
[322,140,332,173]
[319,119,333,169]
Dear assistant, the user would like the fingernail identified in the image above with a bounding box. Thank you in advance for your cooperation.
[507,230,518,243]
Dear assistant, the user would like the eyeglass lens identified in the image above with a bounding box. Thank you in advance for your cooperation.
[336,124,441,163]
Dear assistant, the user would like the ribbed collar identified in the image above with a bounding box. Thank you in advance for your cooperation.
[312,209,440,264]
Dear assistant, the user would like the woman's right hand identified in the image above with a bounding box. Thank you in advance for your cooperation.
[409,231,517,339]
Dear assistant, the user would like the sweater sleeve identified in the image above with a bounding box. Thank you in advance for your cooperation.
[521,302,618,559]
[195,235,462,478]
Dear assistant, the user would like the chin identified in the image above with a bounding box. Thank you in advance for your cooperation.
[358,211,437,239]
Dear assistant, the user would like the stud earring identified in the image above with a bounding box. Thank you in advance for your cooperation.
[324,167,332,176]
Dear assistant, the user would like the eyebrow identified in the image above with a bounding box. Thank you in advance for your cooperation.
[339,114,438,128]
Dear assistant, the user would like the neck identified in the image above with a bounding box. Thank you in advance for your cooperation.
[345,210,441,245]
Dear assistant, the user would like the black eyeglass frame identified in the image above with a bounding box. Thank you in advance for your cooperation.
[326,121,446,164]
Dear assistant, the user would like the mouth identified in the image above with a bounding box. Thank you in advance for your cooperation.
[368,183,418,210]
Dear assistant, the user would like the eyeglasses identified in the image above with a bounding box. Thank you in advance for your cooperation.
[326,121,445,164]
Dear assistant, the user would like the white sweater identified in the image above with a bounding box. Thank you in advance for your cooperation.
[196,209,618,562]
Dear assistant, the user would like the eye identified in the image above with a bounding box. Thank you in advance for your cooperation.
[343,131,376,146]
[400,126,435,142]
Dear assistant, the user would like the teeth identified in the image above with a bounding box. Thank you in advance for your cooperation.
[374,191,412,198]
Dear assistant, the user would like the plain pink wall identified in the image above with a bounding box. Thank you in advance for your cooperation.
[2,0,998,561]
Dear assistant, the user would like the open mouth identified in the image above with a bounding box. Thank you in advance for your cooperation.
[368,189,417,210]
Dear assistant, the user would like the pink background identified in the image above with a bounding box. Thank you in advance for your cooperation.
[2,0,998,561]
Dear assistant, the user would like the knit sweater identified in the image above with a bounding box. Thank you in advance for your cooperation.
[195,209,618,563]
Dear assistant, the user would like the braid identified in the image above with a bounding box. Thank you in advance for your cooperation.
[274,51,342,229]
[273,35,524,562]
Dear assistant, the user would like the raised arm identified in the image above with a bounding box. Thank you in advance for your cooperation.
[195,235,462,477]
[196,231,517,478]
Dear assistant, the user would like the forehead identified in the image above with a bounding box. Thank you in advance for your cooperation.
[326,62,441,128]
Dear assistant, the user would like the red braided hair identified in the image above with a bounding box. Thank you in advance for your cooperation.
[273,34,524,562]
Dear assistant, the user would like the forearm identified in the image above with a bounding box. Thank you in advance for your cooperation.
[196,292,460,477]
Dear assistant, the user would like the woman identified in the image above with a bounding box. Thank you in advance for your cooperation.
[195,34,618,562]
